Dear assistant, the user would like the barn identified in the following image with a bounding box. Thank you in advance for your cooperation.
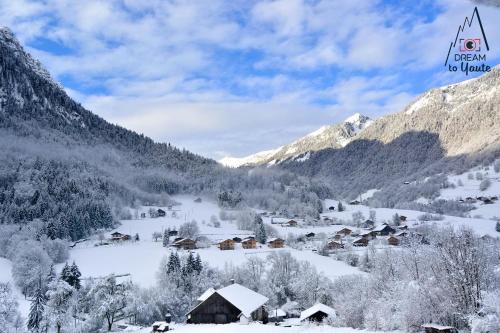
[422,324,457,333]
[336,228,352,236]
[373,223,396,236]
[300,303,336,322]
[187,283,268,324]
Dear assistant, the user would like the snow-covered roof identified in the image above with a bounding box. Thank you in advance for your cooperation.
[197,288,215,302]
[216,283,269,318]
[268,309,286,318]
[267,238,283,243]
[422,324,455,329]
[300,303,336,321]
[373,224,392,232]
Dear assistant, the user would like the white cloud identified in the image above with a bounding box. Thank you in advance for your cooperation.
[2,0,499,158]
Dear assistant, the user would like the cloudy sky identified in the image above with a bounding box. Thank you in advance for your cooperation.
[1,0,499,159]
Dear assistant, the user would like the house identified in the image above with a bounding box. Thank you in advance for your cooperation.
[398,225,409,230]
[305,232,315,239]
[387,236,400,246]
[300,303,336,322]
[360,230,376,240]
[334,234,342,241]
[267,238,285,248]
[168,230,178,237]
[349,200,360,205]
[110,232,131,241]
[172,238,196,250]
[187,283,268,324]
[157,209,166,217]
[167,205,173,210]
[328,206,335,211]
[218,239,235,250]
[232,237,242,243]
[373,223,396,236]
[399,215,407,222]
[194,197,202,203]
[336,228,352,236]
[268,309,286,323]
[465,197,477,203]
[241,238,257,249]
[327,240,343,250]
[361,219,375,229]
[394,231,408,237]
[422,324,457,333]
[151,321,169,332]
[352,237,369,247]
[140,212,146,218]
[287,219,298,227]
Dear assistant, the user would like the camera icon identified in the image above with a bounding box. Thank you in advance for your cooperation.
[459,38,481,52]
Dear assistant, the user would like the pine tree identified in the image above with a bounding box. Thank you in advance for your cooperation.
[496,221,500,232]
[167,252,181,274]
[194,254,202,273]
[256,221,267,244]
[60,263,71,285]
[69,262,81,290]
[184,252,195,275]
[28,278,46,332]
[134,233,140,241]
[163,229,170,247]
[337,202,344,212]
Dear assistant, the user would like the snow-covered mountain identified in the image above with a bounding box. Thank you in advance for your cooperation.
[220,113,373,167]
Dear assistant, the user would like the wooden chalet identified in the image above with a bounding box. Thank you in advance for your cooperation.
[327,240,343,250]
[305,232,315,238]
[157,209,166,217]
[349,200,361,205]
[172,238,196,250]
[268,238,285,248]
[218,239,235,250]
[422,324,457,333]
[300,303,336,322]
[328,206,335,211]
[110,232,131,241]
[336,227,352,236]
[399,215,407,222]
[194,197,202,203]
[168,230,178,236]
[287,219,298,227]
[373,223,396,236]
[334,234,342,241]
[360,230,376,240]
[387,236,400,246]
[361,219,375,229]
[241,238,257,249]
[352,237,369,247]
[187,283,268,324]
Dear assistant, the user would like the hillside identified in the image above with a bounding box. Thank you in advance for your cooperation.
[279,67,500,201]
[220,113,372,167]
[0,27,326,240]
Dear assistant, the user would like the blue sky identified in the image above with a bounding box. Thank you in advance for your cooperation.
[1,0,499,159]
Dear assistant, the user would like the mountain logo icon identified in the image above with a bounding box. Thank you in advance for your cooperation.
[445,7,491,75]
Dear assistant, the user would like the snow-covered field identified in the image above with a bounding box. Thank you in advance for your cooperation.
[132,322,399,333]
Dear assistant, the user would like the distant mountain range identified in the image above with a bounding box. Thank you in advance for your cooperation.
[220,113,373,167]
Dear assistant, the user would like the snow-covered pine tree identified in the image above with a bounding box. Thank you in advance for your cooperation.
[256,221,267,244]
[69,262,81,290]
[337,202,344,212]
[60,263,71,285]
[167,252,181,274]
[194,254,203,273]
[28,278,46,332]
[163,229,170,247]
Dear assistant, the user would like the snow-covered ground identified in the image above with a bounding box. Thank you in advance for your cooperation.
[132,322,399,333]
